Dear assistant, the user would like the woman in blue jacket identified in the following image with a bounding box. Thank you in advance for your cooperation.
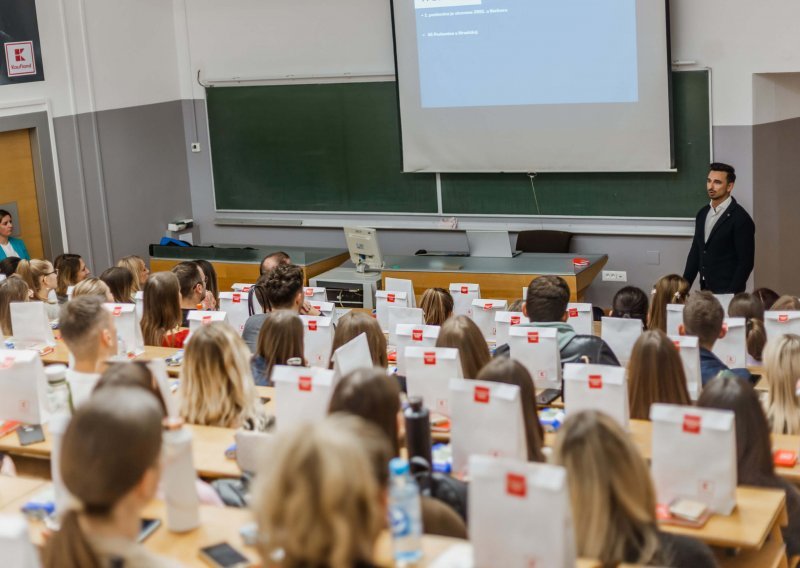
[0,209,30,260]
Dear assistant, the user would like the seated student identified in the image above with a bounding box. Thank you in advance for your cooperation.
[554,410,715,567]
[771,295,800,311]
[0,256,21,278]
[41,388,180,568]
[54,253,90,304]
[497,275,619,365]
[180,322,269,431]
[610,285,649,325]
[242,263,305,352]
[194,259,218,310]
[754,287,780,311]
[16,258,59,320]
[419,287,454,326]
[647,274,690,332]
[435,315,490,379]
[71,277,113,302]
[680,291,751,385]
[140,272,189,348]
[117,254,150,291]
[254,416,386,568]
[507,298,525,312]
[251,250,319,316]
[627,330,692,420]
[475,358,545,462]
[698,373,800,557]
[100,266,136,304]
[252,310,305,386]
[728,292,767,365]
[0,275,29,336]
[329,310,388,368]
[171,260,208,326]
[60,296,118,406]
[764,334,800,435]
[328,371,467,538]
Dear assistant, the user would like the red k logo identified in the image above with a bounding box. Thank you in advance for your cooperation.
[14,48,24,61]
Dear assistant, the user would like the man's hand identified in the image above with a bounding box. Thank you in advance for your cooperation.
[300,301,321,316]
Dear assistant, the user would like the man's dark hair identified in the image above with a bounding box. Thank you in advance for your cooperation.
[525,276,570,322]
[709,162,736,184]
[264,264,304,309]
[610,286,649,324]
[683,291,724,347]
[170,261,203,298]
[259,251,291,276]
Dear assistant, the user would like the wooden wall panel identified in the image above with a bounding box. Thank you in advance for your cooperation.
[0,129,44,259]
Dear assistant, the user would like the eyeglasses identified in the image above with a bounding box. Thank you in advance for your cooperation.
[46,269,59,276]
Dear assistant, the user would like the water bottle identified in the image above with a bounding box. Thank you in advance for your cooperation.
[404,397,432,469]
[162,418,200,532]
[44,364,73,417]
[49,413,74,520]
[388,457,423,564]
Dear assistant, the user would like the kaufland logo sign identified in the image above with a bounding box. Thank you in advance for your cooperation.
[4,41,36,77]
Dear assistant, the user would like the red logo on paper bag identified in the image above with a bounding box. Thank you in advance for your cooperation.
[423,352,436,365]
[0,356,14,369]
[202,315,212,325]
[510,316,521,325]
[527,331,539,343]
[588,374,603,389]
[779,314,789,323]
[483,303,493,311]
[537,370,547,380]
[506,473,527,498]
[683,414,702,434]
[112,306,123,316]
[308,320,318,331]
[460,286,468,294]
[298,376,312,391]
[305,288,313,296]
[242,286,251,292]
[232,293,241,303]
[411,329,423,341]
[568,308,578,318]
[474,386,490,403]
[4,42,36,77]
[387,293,395,303]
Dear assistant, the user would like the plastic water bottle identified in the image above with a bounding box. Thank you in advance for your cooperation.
[44,364,73,417]
[404,397,432,470]
[162,418,200,532]
[388,458,423,564]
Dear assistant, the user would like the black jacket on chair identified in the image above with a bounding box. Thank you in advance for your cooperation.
[683,197,755,294]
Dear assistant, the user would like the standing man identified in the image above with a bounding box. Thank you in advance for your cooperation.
[683,163,755,294]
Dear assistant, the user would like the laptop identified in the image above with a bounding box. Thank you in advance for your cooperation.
[466,230,521,258]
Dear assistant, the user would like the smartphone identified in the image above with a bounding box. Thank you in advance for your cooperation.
[17,424,45,446]
[199,542,250,568]
[138,518,161,543]
[536,388,561,406]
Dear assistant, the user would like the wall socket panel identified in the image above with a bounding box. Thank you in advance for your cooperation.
[602,270,628,282]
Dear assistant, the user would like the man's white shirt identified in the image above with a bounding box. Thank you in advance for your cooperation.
[704,196,732,242]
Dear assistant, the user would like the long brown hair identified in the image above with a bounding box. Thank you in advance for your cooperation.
[0,275,29,335]
[435,315,490,378]
[647,274,689,332]
[55,254,85,297]
[419,287,454,326]
[627,330,691,420]
[329,310,388,368]
[140,272,182,346]
[475,357,545,462]
[329,367,401,456]
[42,387,163,568]
[256,310,305,383]
[100,266,136,304]
[728,292,767,362]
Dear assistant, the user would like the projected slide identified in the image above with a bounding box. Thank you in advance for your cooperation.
[414,0,639,108]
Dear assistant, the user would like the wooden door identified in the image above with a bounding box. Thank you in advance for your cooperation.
[0,129,44,258]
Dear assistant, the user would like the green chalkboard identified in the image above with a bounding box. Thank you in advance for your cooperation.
[440,71,711,217]
[207,82,437,213]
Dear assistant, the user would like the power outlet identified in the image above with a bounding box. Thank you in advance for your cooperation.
[602,270,628,282]
[191,142,201,153]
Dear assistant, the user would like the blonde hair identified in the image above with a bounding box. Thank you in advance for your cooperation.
[72,277,111,301]
[554,411,661,565]
[16,258,53,300]
[419,288,454,326]
[117,255,147,291]
[329,310,388,368]
[180,323,262,429]
[765,334,800,435]
[627,330,691,420]
[254,415,384,568]
[0,275,29,335]
[435,315,490,378]
[647,274,689,332]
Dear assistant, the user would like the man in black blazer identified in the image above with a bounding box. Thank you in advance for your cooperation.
[683,163,755,294]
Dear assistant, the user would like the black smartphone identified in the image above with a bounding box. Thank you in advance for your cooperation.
[17,424,45,446]
[138,518,161,543]
[536,388,561,406]
[199,542,250,567]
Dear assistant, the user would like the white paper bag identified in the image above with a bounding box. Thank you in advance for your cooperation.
[332,332,374,379]
[187,310,228,334]
[470,299,508,342]
[387,306,424,345]
[666,304,685,337]
[0,349,49,424]
[9,302,54,348]
[394,324,440,376]
[449,283,480,317]
[714,293,734,315]
[375,290,408,332]
[272,366,336,432]
[0,514,40,568]
[134,290,144,320]
[104,303,145,356]
[234,430,275,474]
[303,286,327,302]
[507,326,561,390]
[566,303,593,336]
[66,285,75,301]
[495,311,529,347]
[650,403,737,514]
[231,282,255,292]
[669,335,702,401]
[563,363,629,428]
[601,316,643,366]
[300,315,334,368]
[307,301,337,323]
[765,310,800,343]
[450,379,526,475]
[218,292,249,335]
[469,456,576,568]
[405,346,462,417]
[385,277,417,308]
[712,317,747,369]
[232,282,263,314]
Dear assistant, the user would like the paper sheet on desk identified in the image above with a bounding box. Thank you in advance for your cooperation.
[429,543,474,568]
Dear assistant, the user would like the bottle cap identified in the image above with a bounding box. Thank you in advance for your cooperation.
[390,457,410,476]
[44,364,68,383]
[408,396,424,412]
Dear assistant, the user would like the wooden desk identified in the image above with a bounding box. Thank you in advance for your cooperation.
[41,341,183,377]
[0,476,47,509]
[381,253,608,303]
